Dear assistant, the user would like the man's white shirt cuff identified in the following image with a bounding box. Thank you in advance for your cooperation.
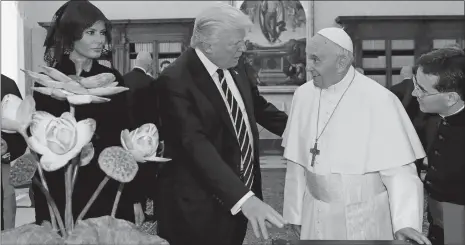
[230,191,254,215]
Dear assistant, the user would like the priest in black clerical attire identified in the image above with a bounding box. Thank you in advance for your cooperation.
[413,47,465,245]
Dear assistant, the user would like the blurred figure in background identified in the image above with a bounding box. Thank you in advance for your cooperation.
[123,51,154,127]
[391,66,421,121]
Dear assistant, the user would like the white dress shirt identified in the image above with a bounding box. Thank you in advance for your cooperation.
[195,48,254,215]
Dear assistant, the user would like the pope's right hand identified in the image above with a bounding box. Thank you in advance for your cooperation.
[290,224,301,238]
[241,195,287,240]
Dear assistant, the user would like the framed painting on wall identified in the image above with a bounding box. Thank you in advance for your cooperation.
[232,0,310,86]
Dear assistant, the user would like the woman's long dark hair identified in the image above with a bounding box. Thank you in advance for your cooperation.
[43,0,113,67]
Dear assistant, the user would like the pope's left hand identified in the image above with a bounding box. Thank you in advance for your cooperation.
[395,227,431,245]
[134,202,145,226]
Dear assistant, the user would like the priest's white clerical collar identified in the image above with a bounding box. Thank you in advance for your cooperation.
[321,66,355,93]
[195,48,219,77]
[439,104,465,118]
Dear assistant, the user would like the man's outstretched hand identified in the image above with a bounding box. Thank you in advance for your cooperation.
[395,227,432,245]
[241,196,288,239]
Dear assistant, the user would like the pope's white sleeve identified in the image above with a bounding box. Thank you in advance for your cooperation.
[380,163,424,233]
[283,160,306,225]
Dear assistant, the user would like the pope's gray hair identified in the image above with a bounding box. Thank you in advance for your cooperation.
[336,46,354,69]
[190,3,252,49]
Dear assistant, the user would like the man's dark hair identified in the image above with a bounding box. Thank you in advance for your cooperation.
[416,48,465,100]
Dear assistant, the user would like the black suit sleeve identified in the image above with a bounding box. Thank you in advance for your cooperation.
[241,64,288,136]
[251,85,288,136]
[158,75,250,209]
[1,75,28,162]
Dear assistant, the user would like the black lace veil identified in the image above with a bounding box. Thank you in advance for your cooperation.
[43,0,113,67]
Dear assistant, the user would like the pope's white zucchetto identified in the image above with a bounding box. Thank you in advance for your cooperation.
[317,27,354,53]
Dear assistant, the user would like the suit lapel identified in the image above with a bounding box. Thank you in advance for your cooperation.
[187,49,237,138]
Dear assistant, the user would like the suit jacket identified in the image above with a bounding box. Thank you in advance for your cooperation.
[122,68,157,128]
[424,109,465,205]
[1,74,27,163]
[155,48,287,243]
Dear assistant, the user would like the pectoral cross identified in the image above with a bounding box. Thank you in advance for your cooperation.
[310,142,320,167]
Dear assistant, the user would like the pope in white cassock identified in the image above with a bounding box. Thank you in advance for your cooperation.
[282,27,432,245]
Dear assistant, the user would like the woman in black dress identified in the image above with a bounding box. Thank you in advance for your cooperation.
[32,0,144,226]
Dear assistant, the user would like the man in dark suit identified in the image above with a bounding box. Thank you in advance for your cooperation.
[1,74,28,230]
[123,51,156,127]
[390,66,421,121]
[155,4,288,245]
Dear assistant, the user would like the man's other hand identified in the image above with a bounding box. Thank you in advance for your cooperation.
[241,196,288,239]
[395,227,432,245]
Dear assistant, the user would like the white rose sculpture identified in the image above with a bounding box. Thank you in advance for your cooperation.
[121,123,170,163]
[1,66,169,245]
[28,111,96,172]
[1,94,36,135]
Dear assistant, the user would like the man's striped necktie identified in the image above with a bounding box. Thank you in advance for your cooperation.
[217,69,254,189]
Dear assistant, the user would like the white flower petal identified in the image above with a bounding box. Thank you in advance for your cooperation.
[144,155,171,163]
[32,87,69,100]
[87,86,129,96]
[40,151,71,172]
[148,123,159,136]
[28,136,55,157]
[16,95,36,126]
[66,95,93,105]
[30,111,55,145]
[62,81,88,94]
[103,82,118,88]
[46,118,95,163]
[39,65,73,83]
[129,128,137,141]
[1,94,22,121]
[129,149,146,163]
[120,129,131,151]
[79,142,95,167]
[60,112,78,125]
[74,119,96,149]
[1,118,19,134]
[90,95,111,103]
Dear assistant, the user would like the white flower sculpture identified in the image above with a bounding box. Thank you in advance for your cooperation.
[22,66,129,105]
[28,111,96,171]
[120,123,170,163]
[1,94,36,134]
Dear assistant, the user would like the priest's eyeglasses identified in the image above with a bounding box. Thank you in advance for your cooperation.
[412,77,441,98]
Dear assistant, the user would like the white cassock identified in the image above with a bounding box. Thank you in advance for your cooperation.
[282,66,425,240]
